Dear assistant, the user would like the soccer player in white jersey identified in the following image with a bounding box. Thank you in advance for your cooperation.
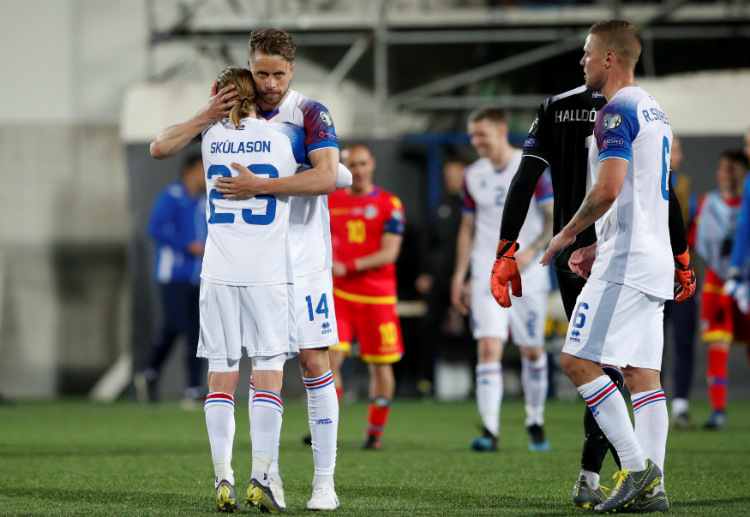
[213,28,342,511]
[150,64,345,512]
[201,66,298,513]
[541,20,673,513]
[450,107,554,453]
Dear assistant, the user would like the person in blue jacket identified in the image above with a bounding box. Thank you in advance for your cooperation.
[135,153,207,404]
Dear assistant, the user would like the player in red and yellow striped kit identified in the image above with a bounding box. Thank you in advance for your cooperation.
[328,142,405,450]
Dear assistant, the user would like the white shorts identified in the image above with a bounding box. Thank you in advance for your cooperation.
[294,269,339,349]
[562,278,665,370]
[197,280,298,361]
[470,261,550,347]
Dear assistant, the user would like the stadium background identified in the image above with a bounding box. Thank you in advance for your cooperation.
[0,0,748,402]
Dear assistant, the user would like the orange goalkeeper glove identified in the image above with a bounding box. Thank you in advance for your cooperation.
[674,248,696,302]
[490,239,521,308]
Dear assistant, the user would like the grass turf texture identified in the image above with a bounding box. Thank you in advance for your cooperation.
[0,398,747,516]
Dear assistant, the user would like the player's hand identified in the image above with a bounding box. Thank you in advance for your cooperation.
[673,248,696,302]
[216,163,264,199]
[490,239,521,308]
[450,274,470,316]
[568,243,597,279]
[203,82,238,124]
[724,267,749,314]
[187,241,205,257]
[540,229,576,266]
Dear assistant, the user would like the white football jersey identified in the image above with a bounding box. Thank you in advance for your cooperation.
[255,89,340,278]
[200,117,298,286]
[462,150,554,279]
[587,86,673,299]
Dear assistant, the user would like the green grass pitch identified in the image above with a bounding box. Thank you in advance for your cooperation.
[0,398,747,516]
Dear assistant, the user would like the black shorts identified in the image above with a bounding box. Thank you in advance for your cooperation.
[555,269,587,321]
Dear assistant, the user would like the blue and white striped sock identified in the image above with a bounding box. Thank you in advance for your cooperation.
[578,375,645,472]
[251,391,283,487]
[205,392,235,487]
[633,389,668,485]
[304,371,338,479]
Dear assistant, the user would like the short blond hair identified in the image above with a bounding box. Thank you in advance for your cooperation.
[216,66,256,126]
[249,28,296,62]
[588,19,642,69]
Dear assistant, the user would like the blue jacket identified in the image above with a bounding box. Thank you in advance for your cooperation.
[730,174,750,275]
[148,181,207,285]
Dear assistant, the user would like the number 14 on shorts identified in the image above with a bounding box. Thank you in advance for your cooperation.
[305,293,330,321]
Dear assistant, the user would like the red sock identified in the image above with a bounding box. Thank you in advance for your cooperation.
[707,347,730,412]
[366,399,391,438]
[335,387,343,402]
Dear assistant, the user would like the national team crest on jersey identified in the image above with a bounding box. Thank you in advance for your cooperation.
[592,91,604,98]
[364,204,379,219]
[602,113,623,131]
[318,110,333,127]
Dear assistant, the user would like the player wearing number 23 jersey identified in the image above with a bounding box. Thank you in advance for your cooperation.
[198,116,299,360]
[328,186,405,363]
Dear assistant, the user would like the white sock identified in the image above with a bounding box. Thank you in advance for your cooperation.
[581,469,600,489]
[476,362,502,437]
[633,389,668,480]
[578,375,645,472]
[248,376,255,423]
[250,390,284,487]
[522,354,548,426]
[671,397,688,417]
[313,475,335,488]
[205,392,235,487]
[304,371,338,478]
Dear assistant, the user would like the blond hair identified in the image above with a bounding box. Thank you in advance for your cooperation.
[588,20,642,70]
[216,66,256,126]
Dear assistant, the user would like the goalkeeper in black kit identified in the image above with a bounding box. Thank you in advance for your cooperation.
[489,85,697,509]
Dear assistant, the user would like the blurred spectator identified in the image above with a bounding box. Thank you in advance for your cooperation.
[134,153,207,405]
[414,157,473,394]
[663,136,699,429]
[723,128,750,314]
[693,149,750,430]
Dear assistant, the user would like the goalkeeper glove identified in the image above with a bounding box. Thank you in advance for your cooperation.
[673,248,696,302]
[490,239,521,308]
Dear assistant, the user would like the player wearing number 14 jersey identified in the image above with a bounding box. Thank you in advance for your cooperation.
[328,143,405,450]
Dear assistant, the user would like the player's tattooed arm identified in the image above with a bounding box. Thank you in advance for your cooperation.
[540,158,627,266]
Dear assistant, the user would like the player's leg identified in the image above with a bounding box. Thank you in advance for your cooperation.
[358,302,403,450]
[472,337,503,451]
[299,348,339,511]
[246,359,286,514]
[623,299,670,513]
[329,292,354,402]
[239,282,296,513]
[701,287,732,430]
[197,281,244,513]
[135,282,182,402]
[183,283,205,406]
[206,367,241,513]
[561,280,663,513]
[556,270,621,506]
[508,267,550,452]
[469,277,507,452]
[669,296,697,428]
